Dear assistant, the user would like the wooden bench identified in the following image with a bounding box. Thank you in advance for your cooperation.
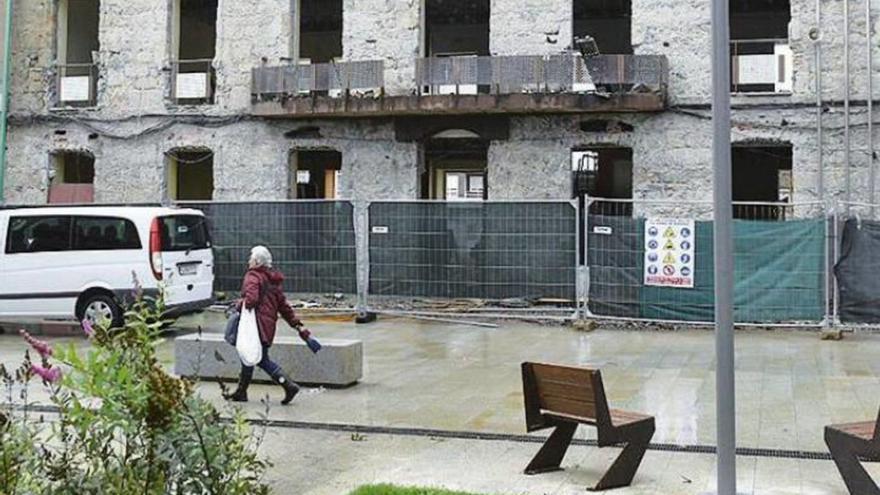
[521,362,655,491]
[825,409,880,495]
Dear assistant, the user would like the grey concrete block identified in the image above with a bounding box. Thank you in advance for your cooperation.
[174,333,363,387]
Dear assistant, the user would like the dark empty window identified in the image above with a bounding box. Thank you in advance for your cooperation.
[290,150,342,199]
[167,149,214,201]
[299,0,342,63]
[573,0,632,55]
[730,0,791,93]
[56,0,99,106]
[174,0,217,104]
[425,0,490,57]
[732,144,793,220]
[73,217,141,251]
[6,216,72,254]
[421,138,488,200]
[53,151,95,185]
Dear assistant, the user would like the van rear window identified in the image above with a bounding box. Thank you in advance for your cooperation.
[160,215,211,252]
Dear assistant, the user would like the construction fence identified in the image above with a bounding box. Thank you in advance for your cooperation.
[174,198,880,327]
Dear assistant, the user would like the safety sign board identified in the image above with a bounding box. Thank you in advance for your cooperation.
[644,218,695,288]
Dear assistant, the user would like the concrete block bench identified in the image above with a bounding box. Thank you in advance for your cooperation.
[174,333,363,388]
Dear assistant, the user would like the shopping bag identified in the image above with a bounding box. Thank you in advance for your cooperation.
[224,310,241,346]
[236,308,263,366]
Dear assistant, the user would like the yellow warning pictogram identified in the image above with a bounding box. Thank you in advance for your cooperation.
[663,227,676,238]
[664,240,675,250]
[663,253,676,264]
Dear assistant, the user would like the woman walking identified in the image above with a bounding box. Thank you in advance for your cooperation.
[226,245,308,405]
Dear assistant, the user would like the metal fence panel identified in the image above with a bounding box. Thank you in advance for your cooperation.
[587,199,826,324]
[834,203,880,323]
[368,201,576,302]
[181,201,357,295]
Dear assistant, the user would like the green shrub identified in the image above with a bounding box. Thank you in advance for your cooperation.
[0,287,270,495]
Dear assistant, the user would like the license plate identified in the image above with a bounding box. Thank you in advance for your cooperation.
[178,263,199,276]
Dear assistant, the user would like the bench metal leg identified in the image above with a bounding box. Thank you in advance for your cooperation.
[826,427,880,495]
[524,422,578,475]
[591,421,655,491]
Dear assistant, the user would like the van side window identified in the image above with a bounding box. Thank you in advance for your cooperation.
[5,216,73,254]
[73,217,142,251]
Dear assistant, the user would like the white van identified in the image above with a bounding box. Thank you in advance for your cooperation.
[0,206,214,325]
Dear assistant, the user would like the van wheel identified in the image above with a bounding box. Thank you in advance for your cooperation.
[80,294,123,328]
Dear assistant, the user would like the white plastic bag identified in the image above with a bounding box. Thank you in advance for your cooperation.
[236,308,263,366]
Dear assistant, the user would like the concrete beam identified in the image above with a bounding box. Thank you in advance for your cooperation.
[252,92,666,119]
[174,333,363,388]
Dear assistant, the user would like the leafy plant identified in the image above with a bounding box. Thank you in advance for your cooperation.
[0,284,271,494]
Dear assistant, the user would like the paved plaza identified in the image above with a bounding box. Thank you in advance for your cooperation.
[2,315,878,494]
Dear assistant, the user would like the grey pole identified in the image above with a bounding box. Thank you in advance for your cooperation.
[711,0,736,493]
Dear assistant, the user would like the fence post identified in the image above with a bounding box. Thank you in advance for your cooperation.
[354,200,370,316]
[831,200,840,326]
[573,198,584,320]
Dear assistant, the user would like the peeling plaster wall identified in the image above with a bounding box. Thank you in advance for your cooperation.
[3,0,880,209]
[342,0,420,96]
[490,0,572,56]
[4,118,416,205]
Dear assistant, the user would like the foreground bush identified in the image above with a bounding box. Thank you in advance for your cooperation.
[0,288,270,494]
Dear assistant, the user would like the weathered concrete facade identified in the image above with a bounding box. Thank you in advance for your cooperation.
[2,0,878,208]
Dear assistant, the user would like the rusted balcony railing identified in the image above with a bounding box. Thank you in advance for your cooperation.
[171,59,216,105]
[415,54,668,95]
[54,63,98,108]
[252,60,385,99]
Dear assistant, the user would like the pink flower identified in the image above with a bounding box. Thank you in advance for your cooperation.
[19,330,53,359]
[81,319,94,337]
[131,270,143,301]
[31,364,62,383]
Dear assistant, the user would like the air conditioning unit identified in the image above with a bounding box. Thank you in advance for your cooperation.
[733,42,792,93]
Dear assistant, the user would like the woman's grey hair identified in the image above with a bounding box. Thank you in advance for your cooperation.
[249,245,273,268]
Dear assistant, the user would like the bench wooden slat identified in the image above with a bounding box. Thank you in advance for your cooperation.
[530,363,595,385]
[610,409,653,427]
[829,421,876,441]
[535,380,596,403]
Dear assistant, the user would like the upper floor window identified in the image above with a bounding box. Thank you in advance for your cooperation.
[298,0,342,64]
[573,0,632,55]
[730,0,791,94]
[55,0,99,107]
[171,0,217,105]
[422,0,490,95]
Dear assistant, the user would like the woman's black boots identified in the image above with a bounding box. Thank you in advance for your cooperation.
[226,367,253,402]
[272,370,300,405]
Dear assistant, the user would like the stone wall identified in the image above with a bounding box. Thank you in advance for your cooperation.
[3,117,417,204]
[3,0,880,208]
[490,0,572,56]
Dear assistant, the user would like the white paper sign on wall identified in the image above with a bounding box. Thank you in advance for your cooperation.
[644,218,696,289]
[176,72,208,99]
[60,76,91,102]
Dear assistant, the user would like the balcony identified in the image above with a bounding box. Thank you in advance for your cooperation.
[251,54,668,118]
[53,64,98,108]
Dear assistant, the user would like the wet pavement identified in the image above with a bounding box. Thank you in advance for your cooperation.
[2,313,879,494]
